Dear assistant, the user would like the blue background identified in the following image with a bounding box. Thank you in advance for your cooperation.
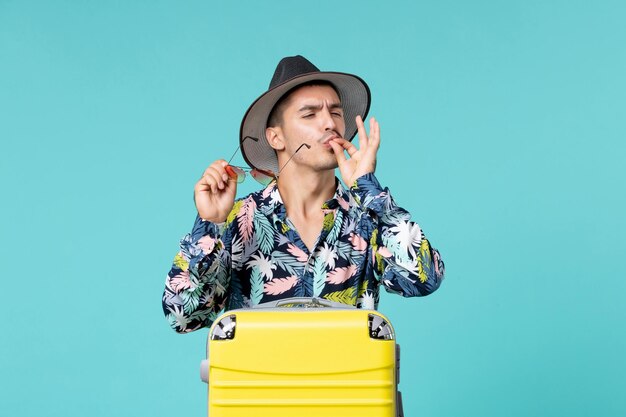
[1,1,625,416]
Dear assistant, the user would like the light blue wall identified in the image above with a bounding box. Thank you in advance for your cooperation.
[1,1,625,416]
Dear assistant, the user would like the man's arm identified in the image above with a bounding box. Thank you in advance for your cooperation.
[162,216,232,333]
[162,159,239,333]
[330,116,444,295]
[351,173,445,297]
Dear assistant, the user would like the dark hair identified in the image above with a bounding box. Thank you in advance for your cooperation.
[266,80,340,128]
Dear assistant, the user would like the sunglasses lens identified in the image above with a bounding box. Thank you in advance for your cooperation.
[226,165,246,183]
[251,169,275,186]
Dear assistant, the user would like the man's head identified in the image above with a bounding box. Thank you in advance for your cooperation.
[266,80,340,128]
[239,55,370,174]
[265,82,346,173]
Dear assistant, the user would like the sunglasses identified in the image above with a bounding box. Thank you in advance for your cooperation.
[226,136,311,186]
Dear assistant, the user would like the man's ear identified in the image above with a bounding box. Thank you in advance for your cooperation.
[265,127,285,151]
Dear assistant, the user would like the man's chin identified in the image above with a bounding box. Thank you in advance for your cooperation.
[319,159,339,171]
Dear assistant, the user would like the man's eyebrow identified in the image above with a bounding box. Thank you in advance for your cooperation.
[298,102,343,112]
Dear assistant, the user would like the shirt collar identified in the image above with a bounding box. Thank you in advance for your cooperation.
[257,178,350,222]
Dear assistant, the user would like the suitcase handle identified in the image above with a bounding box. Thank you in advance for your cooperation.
[253,297,355,309]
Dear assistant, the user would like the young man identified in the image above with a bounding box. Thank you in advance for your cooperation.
[162,56,445,333]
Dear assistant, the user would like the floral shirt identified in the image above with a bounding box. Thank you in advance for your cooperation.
[162,173,445,333]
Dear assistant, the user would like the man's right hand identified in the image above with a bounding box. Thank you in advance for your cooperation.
[194,160,238,223]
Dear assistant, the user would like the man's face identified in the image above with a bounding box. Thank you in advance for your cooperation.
[275,84,345,172]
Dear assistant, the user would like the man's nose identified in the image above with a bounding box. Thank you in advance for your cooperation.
[320,108,338,131]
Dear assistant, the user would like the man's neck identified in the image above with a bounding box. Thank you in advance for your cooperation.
[276,168,336,219]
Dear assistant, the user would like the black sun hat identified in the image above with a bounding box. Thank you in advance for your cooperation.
[239,55,371,174]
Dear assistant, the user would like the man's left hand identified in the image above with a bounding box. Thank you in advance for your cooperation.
[329,115,380,187]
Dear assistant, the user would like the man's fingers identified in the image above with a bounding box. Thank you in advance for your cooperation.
[199,166,224,193]
[355,115,369,150]
[331,138,358,157]
[205,160,229,183]
[368,117,380,153]
[217,160,230,182]
[374,118,380,142]
[207,166,228,191]
[203,172,219,194]
[329,140,348,165]
[369,117,376,140]
[197,173,216,194]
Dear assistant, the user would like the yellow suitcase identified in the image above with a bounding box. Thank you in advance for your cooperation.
[200,297,403,417]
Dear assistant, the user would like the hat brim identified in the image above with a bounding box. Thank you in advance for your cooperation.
[239,71,371,174]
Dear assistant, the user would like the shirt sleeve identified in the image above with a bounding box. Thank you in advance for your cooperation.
[349,173,445,297]
[162,214,232,333]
